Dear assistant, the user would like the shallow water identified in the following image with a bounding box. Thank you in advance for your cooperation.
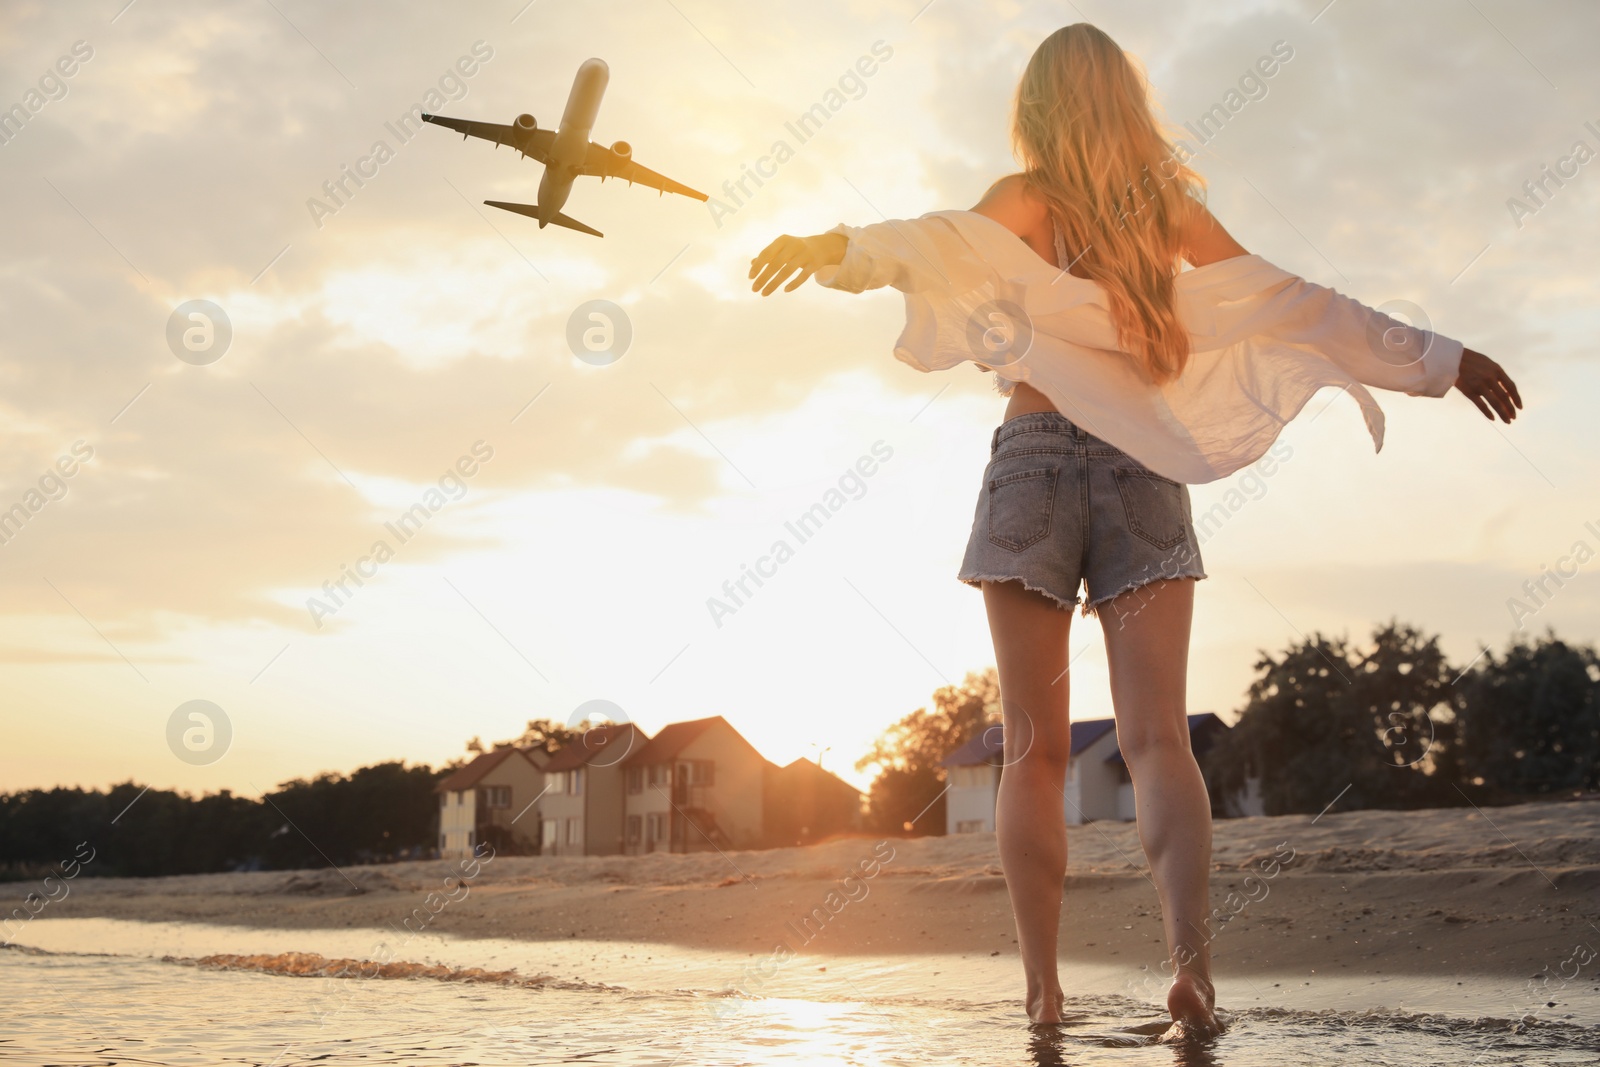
[4,919,1598,1066]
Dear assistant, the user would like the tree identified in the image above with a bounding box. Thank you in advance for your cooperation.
[447,719,578,782]
[257,760,444,868]
[484,718,581,755]
[856,669,1000,834]
[1456,630,1600,794]
[1204,621,1461,815]
[0,761,446,882]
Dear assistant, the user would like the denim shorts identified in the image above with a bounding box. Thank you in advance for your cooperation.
[957,411,1206,617]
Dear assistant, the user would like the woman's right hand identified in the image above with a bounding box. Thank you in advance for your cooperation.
[749,232,847,296]
[1453,348,1522,422]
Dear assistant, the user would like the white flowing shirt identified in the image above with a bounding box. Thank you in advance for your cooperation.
[812,209,1463,484]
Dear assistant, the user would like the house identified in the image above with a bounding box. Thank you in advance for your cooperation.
[764,757,865,847]
[940,719,1117,831]
[539,722,649,857]
[944,738,1005,834]
[1102,713,1236,819]
[434,745,548,858]
[621,716,769,854]
[940,713,1252,833]
[436,715,867,859]
[1064,717,1126,823]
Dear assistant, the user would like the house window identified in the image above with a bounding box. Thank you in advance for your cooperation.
[439,794,448,809]
[567,768,583,795]
[483,785,511,809]
[678,764,716,790]
[626,815,642,843]
[541,820,557,849]
[627,767,643,794]
[467,830,475,847]
[565,818,580,845]
[646,813,664,842]
[647,765,663,787]
[955,819,985,834]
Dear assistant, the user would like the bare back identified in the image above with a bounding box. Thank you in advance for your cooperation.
[968,174,1248,419]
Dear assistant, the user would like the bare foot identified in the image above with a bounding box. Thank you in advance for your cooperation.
[1027,986,1066,1024]
[1162,973,1222,1041]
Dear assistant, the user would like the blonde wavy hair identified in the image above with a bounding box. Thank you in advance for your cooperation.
[1011,24,1204,385]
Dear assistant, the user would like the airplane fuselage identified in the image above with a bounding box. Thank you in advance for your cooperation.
[536,58,609,225]
[425,53,703,237]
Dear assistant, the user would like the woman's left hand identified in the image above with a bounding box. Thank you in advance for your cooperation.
[1453,348,1522,423]
[749,232,847,295]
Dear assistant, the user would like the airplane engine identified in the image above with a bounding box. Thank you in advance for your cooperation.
[514,113,538,132]
[610,140,632,162]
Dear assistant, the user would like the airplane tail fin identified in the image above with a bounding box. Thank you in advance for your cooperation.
[484,201,604,238]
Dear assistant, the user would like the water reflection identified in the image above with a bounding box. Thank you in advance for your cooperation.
[5,940,1599,1067]
[1162,1033,1223,1067]
[1024,1019,1222,1067]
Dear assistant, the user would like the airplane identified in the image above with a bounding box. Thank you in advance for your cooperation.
[422,58,706,238]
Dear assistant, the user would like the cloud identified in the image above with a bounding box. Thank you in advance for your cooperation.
[1,0,1596,792]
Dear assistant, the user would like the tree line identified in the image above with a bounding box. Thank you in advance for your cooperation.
[3,624,1593,880]
[854,624,1598,831]
[0,720,577,883]
[1205,623,1599,814]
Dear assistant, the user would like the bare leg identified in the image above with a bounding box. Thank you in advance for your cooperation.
[982,578,1075,1024]
[1098,577,1221,1037]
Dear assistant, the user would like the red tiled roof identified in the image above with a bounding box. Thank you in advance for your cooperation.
[434,746,543,793]
[622,716,733,767]
[543,723,645,772]
[776,757,862,795]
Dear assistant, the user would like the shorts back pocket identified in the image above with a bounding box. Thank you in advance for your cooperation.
[1114,468,1188,550]
[987,467,1058,552]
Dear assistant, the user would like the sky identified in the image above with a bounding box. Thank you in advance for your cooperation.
[1,0,1596,797]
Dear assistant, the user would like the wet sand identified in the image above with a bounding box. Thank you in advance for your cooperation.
[21,797,1600,983]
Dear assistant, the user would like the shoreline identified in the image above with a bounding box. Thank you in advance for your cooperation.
[12,799,1599,985]
[14,915,1597,1024]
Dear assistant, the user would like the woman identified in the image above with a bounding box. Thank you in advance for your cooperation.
[748,24,1520,1037]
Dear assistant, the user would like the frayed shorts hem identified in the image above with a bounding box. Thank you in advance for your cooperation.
[1080,571,1207,618]
[958,570,1207,618]
[957,573,1082,613]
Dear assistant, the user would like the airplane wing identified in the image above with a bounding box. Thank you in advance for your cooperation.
[581,142,708,201]
[421,113,554,163]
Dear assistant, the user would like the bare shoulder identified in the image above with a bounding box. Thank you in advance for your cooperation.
[971,173,1051,239]
[1178,196,1249,267]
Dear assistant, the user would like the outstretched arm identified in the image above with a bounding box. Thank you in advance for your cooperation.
[748,232,847,295]
[1189,200,1523,424]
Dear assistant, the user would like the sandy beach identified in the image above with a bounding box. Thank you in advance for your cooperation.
[27,798,1600,983]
